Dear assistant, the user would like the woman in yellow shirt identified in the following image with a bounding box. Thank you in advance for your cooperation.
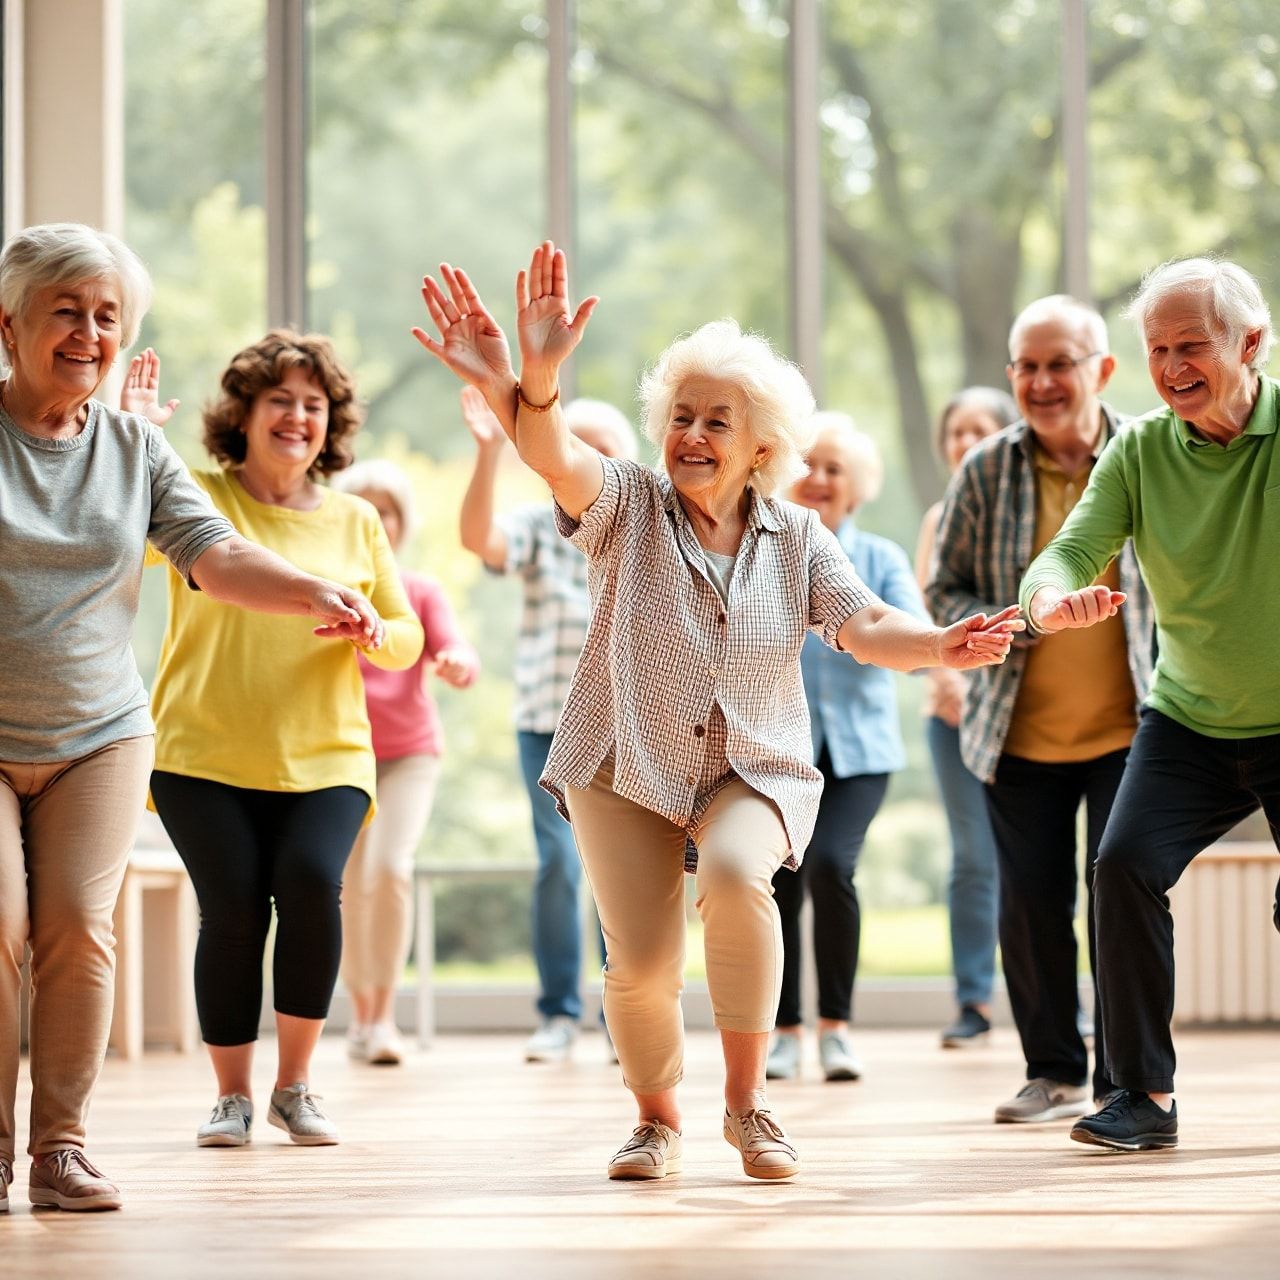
[143,333,423,1149]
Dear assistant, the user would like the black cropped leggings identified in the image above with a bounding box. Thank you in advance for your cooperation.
[151,772,368,1046]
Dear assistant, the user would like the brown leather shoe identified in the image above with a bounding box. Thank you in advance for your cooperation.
[723,1107,800,1180]
[29,1149,123,1212]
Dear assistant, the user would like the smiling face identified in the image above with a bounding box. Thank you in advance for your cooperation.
[1,278,122,403]
[790,428,862,532]
[1007,310,1113,445]
[242,366,330,473]
[1143,289,1261,432]
[942,402,1004,473]
[662,376,766,507]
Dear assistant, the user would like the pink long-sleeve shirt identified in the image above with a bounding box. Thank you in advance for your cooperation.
[357,570,478,761]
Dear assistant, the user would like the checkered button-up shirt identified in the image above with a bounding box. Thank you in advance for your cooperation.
[925,408,1156,784]
[540,458,874,868]
[489,504,591,734]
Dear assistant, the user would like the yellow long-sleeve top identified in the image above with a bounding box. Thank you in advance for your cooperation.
[149,469,424,815]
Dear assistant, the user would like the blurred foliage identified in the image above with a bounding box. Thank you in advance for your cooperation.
[123,0,1280,975]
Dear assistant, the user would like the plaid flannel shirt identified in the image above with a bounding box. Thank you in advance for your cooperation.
[925,407,1156,783]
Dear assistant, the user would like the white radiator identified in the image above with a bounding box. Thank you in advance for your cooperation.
[1171,842,1280,1024]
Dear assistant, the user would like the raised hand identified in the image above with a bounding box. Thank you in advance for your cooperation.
[121,347,180,426]
[939,604,1025,670]
[1030,585,1126,634]
[412,264,514,393]
[515,241,598,383]
[461,385,506,451]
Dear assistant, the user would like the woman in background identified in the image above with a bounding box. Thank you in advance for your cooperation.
[332,459,478,1066]
[915,387,1017,1047]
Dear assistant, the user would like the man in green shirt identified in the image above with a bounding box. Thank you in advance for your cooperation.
[1019,257,1280,1152]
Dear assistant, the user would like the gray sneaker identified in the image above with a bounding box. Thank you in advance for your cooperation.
[524,1016,577,1063]
[0,1155,11,1213]
[818,1030,863,1082]
[197,1093,254,1147]
[268,1084,339,1146]
[994,1078,1087,1124]
[765,1032,801,1080]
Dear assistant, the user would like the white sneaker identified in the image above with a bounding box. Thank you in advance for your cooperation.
[765,1032,801,1080]
[366,1022,404,1066]
[197,1094,254,1147]
[268,1084,339,1146]
[819,1030,863,1082]
[524,1016,577,1063]
[346,1023,368,1061]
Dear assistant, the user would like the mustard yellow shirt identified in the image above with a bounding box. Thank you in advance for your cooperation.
[149,470,424,812]
[1004,443,1136,763]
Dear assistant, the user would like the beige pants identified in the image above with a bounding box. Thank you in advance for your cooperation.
[565,756,790,1094]
[0,735,154,1158]
[340,753,442,996]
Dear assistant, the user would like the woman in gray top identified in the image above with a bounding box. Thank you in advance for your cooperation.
[414,242,1023,1183]
[0,223,385,1213]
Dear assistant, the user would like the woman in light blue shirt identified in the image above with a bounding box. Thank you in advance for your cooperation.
[767,413,928,1082]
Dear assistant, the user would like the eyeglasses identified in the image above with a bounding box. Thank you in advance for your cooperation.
[1008,351,1103,380]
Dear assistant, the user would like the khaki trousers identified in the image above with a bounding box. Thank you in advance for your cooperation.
[565,757,790,1094]
[340,753,441,995]
[0,736,154,1158]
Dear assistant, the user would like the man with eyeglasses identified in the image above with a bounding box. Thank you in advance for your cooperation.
[927,295,1155,1128]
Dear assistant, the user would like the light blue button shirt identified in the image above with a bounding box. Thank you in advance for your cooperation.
[801,519,928,778]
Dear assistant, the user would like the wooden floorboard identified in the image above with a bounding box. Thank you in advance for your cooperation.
[5,1027,1280,1278]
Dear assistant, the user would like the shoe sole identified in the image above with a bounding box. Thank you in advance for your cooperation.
[608,1155,682,1181]
[994,1101,1086,1124]
[29,1188,122,1211]
[941,1032,990,1049]
[764,1069,797,1081]
[367,1051,403,1066]
[267,1110,339,1146]
[524,1051,571,1063]
[197,1132,251,1147]
[823,1066,862,1082]
[724,1129,800,1180]
[1070,1127,1178,1152]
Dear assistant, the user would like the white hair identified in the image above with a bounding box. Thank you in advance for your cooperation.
[0,222,153,375]
[330,457,418,550]
[1124,257,1273,372]
[808,410,884,506]
[638,319,816,498]
[1008,294,1109,357]
[563,396,637,460]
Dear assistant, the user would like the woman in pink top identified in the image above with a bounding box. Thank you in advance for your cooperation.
[332,460,478,1065]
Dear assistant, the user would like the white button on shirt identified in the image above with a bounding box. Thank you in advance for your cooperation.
[539,458,874,869]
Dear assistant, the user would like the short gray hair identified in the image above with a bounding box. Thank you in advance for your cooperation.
[564,396,637,460]
[330,457,418,550]
[808,410,884,506]
[1008,294,1109,358]
[1124,257,1273,372]
[0,222,152,375]
[638,319,816,498]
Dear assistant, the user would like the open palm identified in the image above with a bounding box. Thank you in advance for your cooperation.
[413,265,514,391]
[120,348,180,426]
[516,241,598,373]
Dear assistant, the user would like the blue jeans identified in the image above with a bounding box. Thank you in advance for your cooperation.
[926,717,999,1009]
[517,731,605,1021]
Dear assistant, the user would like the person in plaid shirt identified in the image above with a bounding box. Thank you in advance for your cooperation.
[459,386,635,1065]
[927,295,1155,1128]
[417,242,1020,1183]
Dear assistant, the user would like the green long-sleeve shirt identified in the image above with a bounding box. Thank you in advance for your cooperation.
[1019,374,1280,739]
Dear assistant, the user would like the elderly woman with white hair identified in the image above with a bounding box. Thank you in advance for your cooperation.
[765,414,929,1085]
[413,241,1022,1182]
[330,459,478,1066]
[1019,256,1280,1153]
[0,224,384,1212]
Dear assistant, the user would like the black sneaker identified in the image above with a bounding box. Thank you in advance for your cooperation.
[940,1005,991,1048]
[1070,1089,1178,1151]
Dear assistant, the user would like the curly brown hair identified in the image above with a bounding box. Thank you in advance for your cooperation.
[202,329,363,478]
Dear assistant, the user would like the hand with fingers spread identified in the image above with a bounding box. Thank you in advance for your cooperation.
[461,385,507,453]
[121,347,180,426]
[938,604,1026,670]
[515,240,598,399]
[1028,585,1126,634]
[412,264,514,396]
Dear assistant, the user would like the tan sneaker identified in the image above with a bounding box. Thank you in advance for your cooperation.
[723,1107,799,1180]
[29,1149,123,1211]
[993,1078,1087,1124]
[0,1155,11,1213]
[607,1121,682,1180]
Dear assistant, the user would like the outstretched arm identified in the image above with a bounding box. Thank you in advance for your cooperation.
[837,603,1024,672]
[458,386,510,570]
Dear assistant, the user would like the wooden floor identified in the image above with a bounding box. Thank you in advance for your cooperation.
[5,1027,1280,1278]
